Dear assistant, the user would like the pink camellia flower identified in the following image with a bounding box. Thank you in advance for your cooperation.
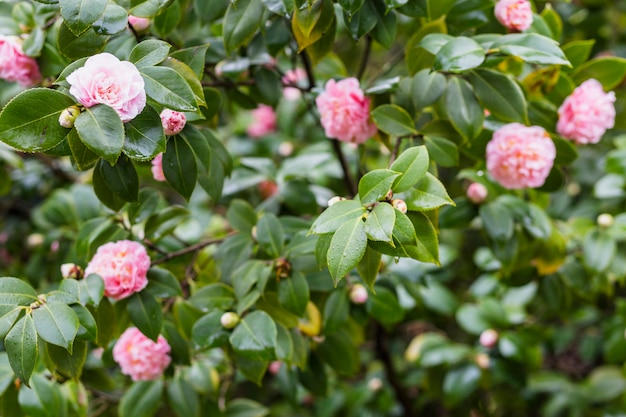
[247,104,276,138]
[494,0,533,32]
[66,53,146,122]
[282,68,307,100]
[315,78,377,144]
[557,79,616,145]
[151,153,166,182]
[0,35,41,86]
[486,123,556,189]
[128,15,150,32]
[160,109,186,136]
[113,327,171,381]
[84,240,150,300]
[467,183,488,204]
[479,329,499,349]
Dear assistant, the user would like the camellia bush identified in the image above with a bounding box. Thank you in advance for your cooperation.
[2,0,626,416]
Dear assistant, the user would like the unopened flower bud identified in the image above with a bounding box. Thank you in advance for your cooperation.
[328,196,346,207]
[128,15,150,32]
[479,329,499,349]
[27,233,44,248]
[349,284,368,304]
[467,183,488,204]
[384,190,394,201]
[259,180,278,200]
[597,213,614,228]
[278,141,294,157]
[160,109,186,136]
[475,353,490,369]
[60,263,83,279]
[220,312,240,329]
[268,361,282,375]
[391,199,407,214]
[367,377,383,392]
[58,106,80,128]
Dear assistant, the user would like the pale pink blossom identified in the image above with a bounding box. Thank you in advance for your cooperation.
[160,109,186,135]
[349,284,368,304]
[247,104,276,138]
[151,153,166,182]
[0,35,40,86]
[66,53,146,122]
[479,329,499,348]
[84,240,150,300]
[557,79,615,145]
[315,78,377,144]
[282,68,307,100]
[113,327,171,381]
[128,15,150,32]
[486,123,555,189]
[494,0,533,31]
[467,183,488,204]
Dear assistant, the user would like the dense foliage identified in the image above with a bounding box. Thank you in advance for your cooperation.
[1,0,626,416]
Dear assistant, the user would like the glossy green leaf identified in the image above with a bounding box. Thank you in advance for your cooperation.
[411,69,446,110]
[480,200,514,242]
[366,286,404,325]
[316,331,360,375]
[140,66,197,112]
[278,271,309,316]
[223,0,265,53]
[225,399,270,417]
[60,0,108,35]
[233,261,272,300]
[46,340,87,379]
[57,24,108,60]
[97,156,139,202]
[358,169,400,205]
[405,18,447,74]
[124,105,167,161]
[405,172,454,210]
[129,39,171,68]
[443,364,481,406]
[129,0,174,17]
[192,311,230,350]
[75,104,124,164]
[229,311,277,361]
[93,2,128,35]
[419,33,454,55]
[72,304,98,342]
[227,199,258,233]
[571,57,626,90]
[32,302,79,351]
[562,40,595,70]
[434,36,485,72]
[371,104,417,137]
[445,77,483,142]
[327,216,367,284]
[17,373,63,417]
[0,305,22,339]
[0,89,75,153]
[0,277,38,305]
[423,135,458,167]
[469,68,528,123]
[5,314,37,386]
[357,246,381,289]
[119,380,163,417]
[310,200,366,234]
[322,290,349,334]
[364,202,395,242]
[167,373,200,417]
[256,213,285,258]
[408,212,439,264]
[390,145,429,192]
[163,135,198,200]
[127,291,163,342]
[492,33,570,66]
[583,230,616,273]
[146,268,183,298]
[189,283,235,312]
[68,128,99,170]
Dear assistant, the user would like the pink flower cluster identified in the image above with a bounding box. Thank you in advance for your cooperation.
[556,79,615,145]
[282,68,307,100]
[151,153,166,182]
[67,53,146,122]
[494,0,533,32]
[84,240,150,300]
[0,35,40,86]
[315,78,377,144]
[113,327,171,381]
[486,123,556,189]
[160,109,186,136]
[247,104,276,138]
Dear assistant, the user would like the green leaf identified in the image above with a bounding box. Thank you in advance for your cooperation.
[167,373,200,417]
[192,311,230,350]
[128,291,163,342]
[256,213,285,258]
[408,212,439,264]
[278,271,309,316]
[492,33,570,66]
[57,24,108,60]
[261,0,289,15]
[585,367,626,403]
[225,399,269,417]
[140,66,197,112]
[189,283,235,312]
[310,200,366,234]
[0,277,38,305]
[223,0,265,53]
[130,39,171,69]
[293,0,335,50]
[424,135,458,167]
[571,57,626,90]
[80,274,105,306]
[91,166,124,209]
[46,340,87,379]
[371,104,417,137]
[118,380,163,417]
[144,205,190,241]
[97,156,139,202]
[32,302,79,351]
[275,323,294,363]
[562,40,595,70]
[68,129,99,170]
[370,0,396,48]
[92,2,128,35]
[233,261,272,300]
[327,216,368,284]
[322,290,349,334]
[0,305,22,339]
[445,77,483,142]
[405,17,447,75]
[358,169,400,205]
[443,364,481,407]
[60,0,108,35]
[316,331,360,375]
[229,311,277,361]
[75,104,124,164]
[0,89,75,153]
[163,135,198,200]
[226,199,258,233]
[469,68,528,124]
[419,33,454,55]
[5,314,37,386]
[153,0,181,38]
[434,36,485,72]
[411,69,446,110]
[357,246,381,289]
[480,200,514,242]
[390,145,429,192]
[364,202,395,242]
[583,230,616,273]
[72,304,98,342]
[124,105,167,161]
[17,373,63,417]
[405,172,454,210]
[129,0,175,17]
[146,268,183,298]
[366,286,404,325]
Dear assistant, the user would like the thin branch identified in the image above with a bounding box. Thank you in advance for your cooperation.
[151,233,236,266]
[300,50,316,91]
[332,140,358,196]
[388,137,404,167]
[357,35,372,80]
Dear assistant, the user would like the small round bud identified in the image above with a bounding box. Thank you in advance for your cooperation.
[26,233,44,248]
[259,180,278,200]
[220,312,240,329]
[367,377,383,392]
[384,190,394,201]
[268,361,282,375]
[60,263,83,279]
[349,284,368,304]
[467,183,488,204]
[391,199,407,214]
[479,329,499,349]
[328,196,346,207]
[58,106,80,128]
[278,141,294,157]
[597,213,614,228]
[128,15,150,32]
[567,182,581,196]
[160,109,186,136]
[475,353,490,369]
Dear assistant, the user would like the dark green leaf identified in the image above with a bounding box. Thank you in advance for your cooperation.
[424,135,458,167]
[358,169,400,205]
[469,68,528,123]
[5,314,37,386]
[322,289,349,334]
[60,0,108,35]
[123,105,167,161]
[97,156,139,202]
[163,135,198,200]
[256,213,285,258]
[571,57,626,90]
[364,202,395,242]
[411,69,446,110]
[434,36,485,72]
[0,278,38,305]
[32,302,79,351]
[118,380,163,417]
[366,286,404,326]
[146,268,183,298]
[310,200,366,234]
[357,246,381,289]
[492,33,570,66]
[167,373,200,417]
[405,172,454,210]
[223,0,265,53]
[189,283,235,312]
[75,104,124,164]
[127,291,163,342]
[140,66,197,112]
[229,311,277,361]
[192,311,230,350]
[445,77,483,142]
[371,104,417,137]
[277,271,309,316]
[46,340,87,379]
[327,216,367,284]
[390,145,429,192]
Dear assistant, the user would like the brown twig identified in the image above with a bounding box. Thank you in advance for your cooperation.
[151,233,236,265]
[357,35,372,81]
[332,140,358,196]
[300,49,316,91]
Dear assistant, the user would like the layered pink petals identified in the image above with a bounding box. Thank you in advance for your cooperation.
[151,153,166,182]
[113,327,171,381]
[160,109,186,136]
[0,35,40,86]
[247,104,277,138]
[494,0,533,31]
